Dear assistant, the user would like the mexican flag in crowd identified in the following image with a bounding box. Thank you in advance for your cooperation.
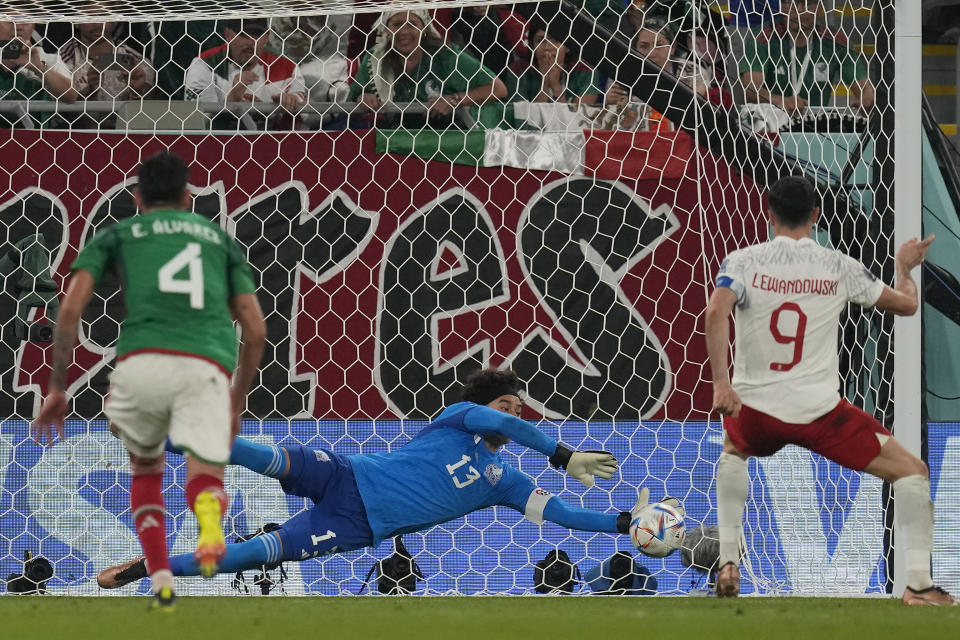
[375,127,694,180]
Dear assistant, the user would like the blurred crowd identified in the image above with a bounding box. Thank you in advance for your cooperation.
[0,0,875,131]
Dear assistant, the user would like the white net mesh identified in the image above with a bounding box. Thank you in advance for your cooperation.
[1,1,948,597]
[1,1,497,23]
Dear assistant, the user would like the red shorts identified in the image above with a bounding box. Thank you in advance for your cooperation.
[723,399,892,471]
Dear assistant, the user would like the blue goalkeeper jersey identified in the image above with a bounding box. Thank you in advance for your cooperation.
[349,402,560,545]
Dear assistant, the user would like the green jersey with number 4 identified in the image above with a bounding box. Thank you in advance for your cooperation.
[71,210,256,374]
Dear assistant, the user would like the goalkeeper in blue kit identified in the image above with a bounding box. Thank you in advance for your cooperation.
[98,369,650,588]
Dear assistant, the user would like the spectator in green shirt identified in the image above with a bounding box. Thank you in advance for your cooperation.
[740,0,874,113]
[349,9,506,128]
[511,16,601,106]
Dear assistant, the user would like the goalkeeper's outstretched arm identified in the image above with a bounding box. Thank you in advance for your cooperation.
[461,404,558,454]
[461,405,618,487]
[500,472,642,536]
[541,494,632,535]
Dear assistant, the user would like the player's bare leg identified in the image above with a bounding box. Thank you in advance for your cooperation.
[864,437,958,606]
[185,457,228,579]
[715,433,749,598]
[128,451,175,610]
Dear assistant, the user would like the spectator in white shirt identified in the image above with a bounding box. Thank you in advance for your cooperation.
[60,21,155,100]
[184,18,306,127]
[267,15,351,102]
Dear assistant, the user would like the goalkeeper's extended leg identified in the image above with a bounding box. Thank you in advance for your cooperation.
[100,453,375,588]
[99,496,374,587]
[167,437,290,479]
[171,533,281,577]
[98,534,281,587]
[716,446,749,598]
[168,439,334,506]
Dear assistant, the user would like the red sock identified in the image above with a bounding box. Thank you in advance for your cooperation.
[186,474,228,515]
[130,473,169,574]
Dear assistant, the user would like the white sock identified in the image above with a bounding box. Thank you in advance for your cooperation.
[892,474,934,591]
[716,452,749,567]
[151,569,174,594]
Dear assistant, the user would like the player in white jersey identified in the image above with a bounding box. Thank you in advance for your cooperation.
[705,176,955,605]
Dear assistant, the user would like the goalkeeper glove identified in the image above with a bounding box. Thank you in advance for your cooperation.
[658,496,685,517]
[616,490,687,534]
[616,487,650,533]
[549,444,618,488]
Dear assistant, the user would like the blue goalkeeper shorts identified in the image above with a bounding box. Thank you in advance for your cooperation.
[274,445,374,561]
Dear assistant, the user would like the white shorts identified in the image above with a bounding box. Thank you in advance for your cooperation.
[105,352,231,464]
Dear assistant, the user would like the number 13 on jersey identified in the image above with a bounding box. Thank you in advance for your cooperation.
[446,454,480,489]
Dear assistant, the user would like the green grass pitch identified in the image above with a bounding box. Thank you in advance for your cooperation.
[3,596,959,640]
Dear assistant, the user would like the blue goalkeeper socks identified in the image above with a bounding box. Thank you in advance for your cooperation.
[169,533,283,577]
[166,437,287,478]
[230,438,287,478]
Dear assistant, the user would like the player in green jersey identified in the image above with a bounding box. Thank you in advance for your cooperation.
[33,152,266,610]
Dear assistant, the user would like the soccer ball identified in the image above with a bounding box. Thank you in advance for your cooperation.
[630,499,686,558]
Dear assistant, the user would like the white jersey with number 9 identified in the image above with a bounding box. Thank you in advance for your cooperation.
[715,236,886,423]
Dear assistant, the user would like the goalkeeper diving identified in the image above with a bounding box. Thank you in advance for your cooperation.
[99,369,663,588]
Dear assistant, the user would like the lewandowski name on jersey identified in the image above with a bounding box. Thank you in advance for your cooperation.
[751,274,839,296]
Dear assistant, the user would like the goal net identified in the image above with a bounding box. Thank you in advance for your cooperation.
[0,0,947,597]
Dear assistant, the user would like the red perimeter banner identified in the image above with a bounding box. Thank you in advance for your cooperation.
[0,129,764,421]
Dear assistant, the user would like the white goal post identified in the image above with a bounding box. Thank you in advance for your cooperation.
[892,0,922,599]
